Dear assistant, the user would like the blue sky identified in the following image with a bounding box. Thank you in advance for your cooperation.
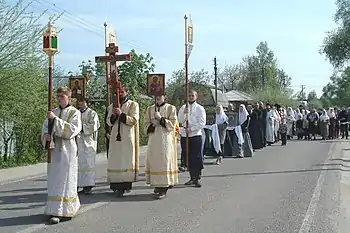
[27,0,336,96]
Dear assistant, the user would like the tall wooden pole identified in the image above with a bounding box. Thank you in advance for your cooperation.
[184,15,189,169]
[47,55,53,163]
[43,23,58,164]
[214,57,218,104]
[104,22,110,107]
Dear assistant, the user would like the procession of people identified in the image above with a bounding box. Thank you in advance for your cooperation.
[41,84,350,225]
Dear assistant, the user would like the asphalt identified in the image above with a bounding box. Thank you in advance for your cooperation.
[0,139,346,233]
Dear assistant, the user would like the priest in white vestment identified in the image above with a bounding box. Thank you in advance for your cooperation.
[265,104,276,145]
[41,87,82,225]
[178,90,206,187]
[76,97,100,195]
[145,95,178,199]
[106,87,140,197]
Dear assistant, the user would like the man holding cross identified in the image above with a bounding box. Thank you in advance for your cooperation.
[106,87,140,197]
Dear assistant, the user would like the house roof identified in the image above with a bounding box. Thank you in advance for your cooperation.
[210,89,229,107]
[224,90,254,102]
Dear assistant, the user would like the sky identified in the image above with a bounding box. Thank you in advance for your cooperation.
[25,0,337,97]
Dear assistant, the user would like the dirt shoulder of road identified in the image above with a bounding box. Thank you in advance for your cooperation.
[0,145,148,185]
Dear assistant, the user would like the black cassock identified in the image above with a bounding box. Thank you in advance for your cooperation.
[249,110,263,150]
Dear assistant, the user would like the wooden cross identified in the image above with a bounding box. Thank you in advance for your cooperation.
[95,43,131,108]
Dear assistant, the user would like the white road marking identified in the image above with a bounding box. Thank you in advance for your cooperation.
[17,202,109,233]
[298,142,335,233]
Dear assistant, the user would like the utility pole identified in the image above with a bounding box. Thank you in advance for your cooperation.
[300,85,305,101]
[214,57,218,105]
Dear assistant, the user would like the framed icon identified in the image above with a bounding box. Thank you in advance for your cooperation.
[147,73,165,96]
[69,76,86,99]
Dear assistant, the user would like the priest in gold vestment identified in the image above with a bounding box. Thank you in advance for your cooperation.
[145,95,178,199]
[106,87,140,197]
[41,87,82,224]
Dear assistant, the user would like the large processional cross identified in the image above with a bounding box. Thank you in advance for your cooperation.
[95,43,131,108]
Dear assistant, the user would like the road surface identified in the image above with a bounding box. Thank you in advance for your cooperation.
[0,140,347,233]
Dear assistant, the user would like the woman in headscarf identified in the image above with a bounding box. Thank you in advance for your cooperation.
[294,109,303,139]
[215,105,228,164]
[302,109,310,140]
[266,104,276,145]
[239,104,254,157]
[319,109,330,140]
[328,108,337,139]
[286,107,296,140]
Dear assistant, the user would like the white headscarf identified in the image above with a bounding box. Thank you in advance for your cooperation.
[295,109,303,120]
[320,109,329,122]
[303,110,310,120]
[215,105,228,124]
[328,108,335,118]
[239,104,249,125]
[287,107,295,121]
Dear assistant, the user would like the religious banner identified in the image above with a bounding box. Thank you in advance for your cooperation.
[106,24,116,45]
[147,73,165,96]
[187,15,194,57]
[69,76,86,99]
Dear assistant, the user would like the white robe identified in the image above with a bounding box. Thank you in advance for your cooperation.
[41,105,82,218]
[77,108,100,187]
[286,107,295,136]
[145,103,178,187]
[106,100,139,183]
[266,110,276,143]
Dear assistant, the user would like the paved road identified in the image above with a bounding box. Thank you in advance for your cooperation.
[0,140,346,233]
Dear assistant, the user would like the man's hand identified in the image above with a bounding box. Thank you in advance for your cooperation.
[151,119,159,126]
[154,112,161,120]
[47,111,56,120]
[44,133,51,141]
[185,127,190,135]
[184,107,188,114]
[113,108,121,115]
[106,133,111,140]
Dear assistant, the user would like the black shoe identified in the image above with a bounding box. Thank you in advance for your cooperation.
[116,190,124,197]
[185,179,195,185]
[194,180,202,188]
[157,192,166,199]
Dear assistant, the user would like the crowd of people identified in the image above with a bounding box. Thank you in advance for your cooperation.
[40,85,349,225]
[200,103,350,166]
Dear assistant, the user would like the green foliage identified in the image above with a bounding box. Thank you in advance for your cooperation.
[307,90,318,102]
[322,0,350,68]
[251,86,298,107]
[0,1,50,168]
[166,69,212,106]
[118,49,155,98]
[321,67,350,107]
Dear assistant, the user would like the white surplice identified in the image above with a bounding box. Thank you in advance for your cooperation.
[41,105,82,217]
[266,109,276,143]
[77,107,100,187]
[286,107,295,136]
[106,100,139,183]
[145,103,178,187]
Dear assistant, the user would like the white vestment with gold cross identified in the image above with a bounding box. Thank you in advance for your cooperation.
[106,100,140,183]
[145,103,179,187]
